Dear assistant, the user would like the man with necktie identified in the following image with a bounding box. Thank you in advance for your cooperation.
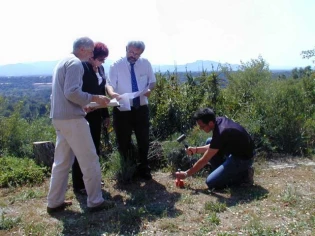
[106,41,156,180]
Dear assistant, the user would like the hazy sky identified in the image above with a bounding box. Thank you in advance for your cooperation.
[0,0,314,69]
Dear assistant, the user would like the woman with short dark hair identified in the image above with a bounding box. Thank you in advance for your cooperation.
[72,42,110,194]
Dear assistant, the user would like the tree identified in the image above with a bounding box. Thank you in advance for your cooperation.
[292,66,313,79]
[301,47,315,64]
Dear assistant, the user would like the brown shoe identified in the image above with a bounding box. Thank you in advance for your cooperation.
[87,200,115,213]
[47,201,72,214]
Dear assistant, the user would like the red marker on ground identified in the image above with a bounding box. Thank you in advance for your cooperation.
[175,178,184,188]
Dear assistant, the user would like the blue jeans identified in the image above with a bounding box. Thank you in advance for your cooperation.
[205,138,253,189]
[206,155,253,189]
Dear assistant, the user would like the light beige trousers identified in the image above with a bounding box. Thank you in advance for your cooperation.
[47,118,104,208]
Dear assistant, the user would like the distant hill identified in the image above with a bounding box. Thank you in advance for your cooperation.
[0,61,59,77]
[0,60,240,77]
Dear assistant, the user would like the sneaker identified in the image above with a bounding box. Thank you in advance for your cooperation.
[242,167,254,186]
[87,200,115,213]
[47,201,72,214]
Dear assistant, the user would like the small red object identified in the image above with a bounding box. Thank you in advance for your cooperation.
[175,178,184,188]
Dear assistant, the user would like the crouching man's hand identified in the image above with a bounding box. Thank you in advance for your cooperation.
[175,171,188,179]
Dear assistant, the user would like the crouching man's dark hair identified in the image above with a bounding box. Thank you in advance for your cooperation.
[193,108,216,124]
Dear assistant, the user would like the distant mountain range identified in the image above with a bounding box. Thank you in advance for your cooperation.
[0,60,240,77]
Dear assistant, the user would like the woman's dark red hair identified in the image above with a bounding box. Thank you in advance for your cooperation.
[93,42,109,59]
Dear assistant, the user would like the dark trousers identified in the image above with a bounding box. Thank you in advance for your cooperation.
[113,105,150,170]
[72,115,102,190]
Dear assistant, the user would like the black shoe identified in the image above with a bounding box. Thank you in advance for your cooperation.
[139,171,152,180]
[135,165,152,180]
[47,201,72,214]
[241,167,254,186]
[87,200,115,212]
[74,188,87,195]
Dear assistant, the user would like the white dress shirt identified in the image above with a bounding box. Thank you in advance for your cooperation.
[108,57,156,106]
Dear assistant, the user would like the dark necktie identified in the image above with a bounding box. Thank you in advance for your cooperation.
[130,63,140,108]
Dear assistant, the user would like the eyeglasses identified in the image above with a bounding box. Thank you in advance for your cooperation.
[127,49,142,57]
[96,58,106,63]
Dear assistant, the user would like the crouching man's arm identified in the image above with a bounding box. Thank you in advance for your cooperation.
[176,148,219,179]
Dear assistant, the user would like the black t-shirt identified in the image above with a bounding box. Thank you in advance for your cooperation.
[210,117,255,159]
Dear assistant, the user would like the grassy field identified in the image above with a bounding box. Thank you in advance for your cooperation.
[0,157,314,236]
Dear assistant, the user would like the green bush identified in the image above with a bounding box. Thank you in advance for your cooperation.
[0,101,55,158]
[149,72,206,139]
[217,58,315,156]
[0,156,47,187]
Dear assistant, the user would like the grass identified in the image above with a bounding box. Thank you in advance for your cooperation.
[0,213,21,230]
[204,201,227,213]
[0,156,314,235]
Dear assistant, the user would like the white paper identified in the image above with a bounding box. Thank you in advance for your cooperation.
[87,98,119,108]
[117,86,150,111]
[117,94,131,111]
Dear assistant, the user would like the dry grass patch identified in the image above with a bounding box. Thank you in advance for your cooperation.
[0,157,314,235]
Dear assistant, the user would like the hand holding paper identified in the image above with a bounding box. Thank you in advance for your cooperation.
[117,86,150,111]
[92,95,110,107]
[87,98,120,109]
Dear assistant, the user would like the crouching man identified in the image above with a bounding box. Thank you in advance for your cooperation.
[176,108,255,189]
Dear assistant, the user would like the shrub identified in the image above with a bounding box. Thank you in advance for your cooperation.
[0,156,47,187]
[257,79,312,154]
[149,72,207,140]
[0,101,55,158]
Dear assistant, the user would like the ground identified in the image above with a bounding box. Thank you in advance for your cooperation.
[0,157,314,235]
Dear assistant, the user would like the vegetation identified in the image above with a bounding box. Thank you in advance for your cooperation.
[0,56,314,235]
[301,47,315,64]
[0,56,314,175]
[0,156,47,187]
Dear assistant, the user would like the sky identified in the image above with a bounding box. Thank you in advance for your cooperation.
[0,0,314,69]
